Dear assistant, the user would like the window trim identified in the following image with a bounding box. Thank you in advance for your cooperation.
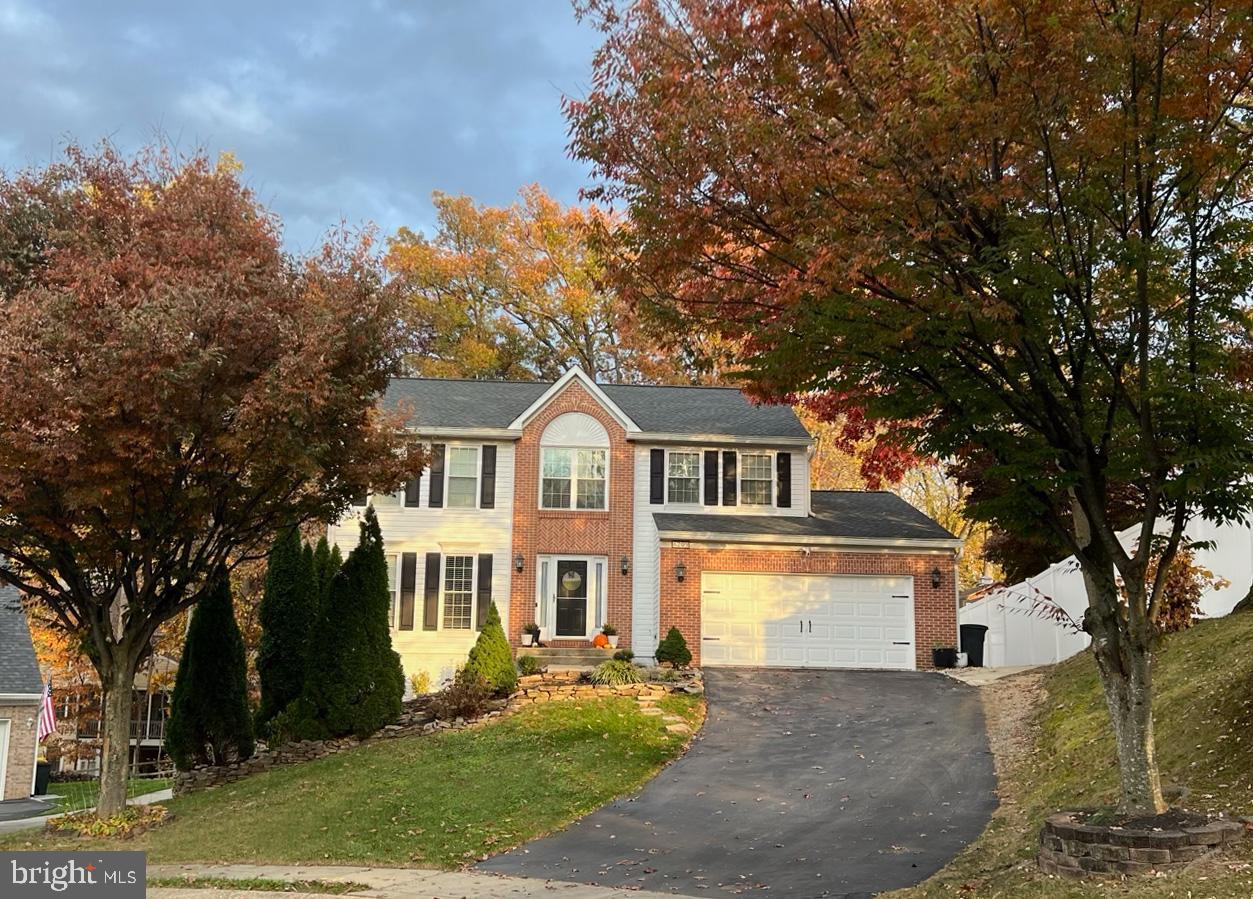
[664,447,703,506]
[439,553,478,631]
[538,445,610,511]
[443,443,482,510]
[737,449,777,508]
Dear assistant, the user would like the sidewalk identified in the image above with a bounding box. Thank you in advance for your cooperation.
[943,665,1039,687]
[148,863,684,899]
[0,787,173,835]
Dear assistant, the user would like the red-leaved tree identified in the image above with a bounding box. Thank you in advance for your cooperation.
[0,145,419,815]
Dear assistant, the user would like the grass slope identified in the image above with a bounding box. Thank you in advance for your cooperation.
[4,695,702,869]
[889,612,1253,898]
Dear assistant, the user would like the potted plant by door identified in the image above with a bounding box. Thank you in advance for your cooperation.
[601,624,619,648]
[523,622,540,647]
[932,644,959,669]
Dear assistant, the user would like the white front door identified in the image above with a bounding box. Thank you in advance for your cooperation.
[701,572,916,669]
[537,555,608,639]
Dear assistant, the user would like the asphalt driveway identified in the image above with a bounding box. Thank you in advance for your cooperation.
[478,668,997,898]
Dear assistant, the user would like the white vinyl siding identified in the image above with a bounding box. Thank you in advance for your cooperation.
[327,442,514,689]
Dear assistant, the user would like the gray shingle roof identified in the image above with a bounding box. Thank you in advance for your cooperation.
[382,376,810,440]
[0,584,42,696]
[653,490,959,543]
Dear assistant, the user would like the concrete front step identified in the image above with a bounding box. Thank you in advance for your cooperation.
[518,647,616,669]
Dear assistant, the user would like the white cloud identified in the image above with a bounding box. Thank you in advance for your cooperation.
[176,81,273,136]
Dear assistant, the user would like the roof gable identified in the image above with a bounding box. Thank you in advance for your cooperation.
[507,368,640,432]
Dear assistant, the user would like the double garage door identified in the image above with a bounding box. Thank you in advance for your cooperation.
[701,572,916,670]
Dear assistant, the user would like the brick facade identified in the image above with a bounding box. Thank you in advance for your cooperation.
[0,703,37,801]
[509,382,636,649]
[658,544,958,669]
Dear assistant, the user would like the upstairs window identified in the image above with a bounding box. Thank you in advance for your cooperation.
[541,447,608,510]
[740,452,774,505]
[667,451,701,504]
[446,446,479,508]
[385,553,398,627]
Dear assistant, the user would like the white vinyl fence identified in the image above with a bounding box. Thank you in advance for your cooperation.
[959,517,1253,668]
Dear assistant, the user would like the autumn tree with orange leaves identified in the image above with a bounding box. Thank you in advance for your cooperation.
[570,0,1253,813]
[387,185,700,383]
[0,145,420,815]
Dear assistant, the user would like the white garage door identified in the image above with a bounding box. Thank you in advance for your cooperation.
[701,572,916,669]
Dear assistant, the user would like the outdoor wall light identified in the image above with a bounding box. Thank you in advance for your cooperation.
[931,567,943,588]
[621,555,631,576]
[514,553,525,573]
[675,561,687,583]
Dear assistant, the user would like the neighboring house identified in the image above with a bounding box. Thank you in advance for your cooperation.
[959,516,1253,667]
[47,656,174,776]
[0,584,41,802]
[327,368,962,682]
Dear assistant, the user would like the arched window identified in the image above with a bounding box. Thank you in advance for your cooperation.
[539,413,610,510]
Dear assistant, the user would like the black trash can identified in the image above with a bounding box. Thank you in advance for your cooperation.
[961,624,989,668]
[34,761,51,795]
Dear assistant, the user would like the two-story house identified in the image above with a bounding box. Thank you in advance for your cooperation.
[327,368,962,683]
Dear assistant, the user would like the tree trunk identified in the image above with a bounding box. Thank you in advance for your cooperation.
[1091,633,1165,812]
[1079,557,1167,812]
[97,654,138,817]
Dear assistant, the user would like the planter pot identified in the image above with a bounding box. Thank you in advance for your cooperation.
[932,647,958,669]
[520,633,534,647]
[607,635,619,648]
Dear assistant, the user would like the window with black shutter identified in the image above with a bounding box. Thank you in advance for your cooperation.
[721,450,737,505]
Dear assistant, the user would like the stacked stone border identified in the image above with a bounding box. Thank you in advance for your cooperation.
[1038,811,1250,877]
[174,669,703,795]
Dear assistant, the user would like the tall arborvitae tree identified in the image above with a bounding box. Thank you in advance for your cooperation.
[165,570,254,770]
[290,507,403,739]
[311,535,342,614]
[256,528,316,730]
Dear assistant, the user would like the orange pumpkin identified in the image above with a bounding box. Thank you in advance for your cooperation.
[592,633,610,649]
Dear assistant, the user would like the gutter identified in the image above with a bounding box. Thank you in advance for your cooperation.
[0,692,41,703]
[407,427,523,441]
[656,529,964,552]
[627,432,813,448]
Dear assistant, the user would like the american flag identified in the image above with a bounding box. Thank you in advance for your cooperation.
[37,679,56,742]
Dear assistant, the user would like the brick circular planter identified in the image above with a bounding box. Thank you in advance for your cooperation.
[1039,811,1248,878]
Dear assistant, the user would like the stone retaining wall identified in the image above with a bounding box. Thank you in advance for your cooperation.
[1038,812,1249,877]
[174,669,702,795]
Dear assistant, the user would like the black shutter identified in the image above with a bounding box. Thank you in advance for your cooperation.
[777,452,792,508]
[404,473,421,507]
[476,554,493,631]
[399,553,417,630]
[649,449,665,504]
[480,445,496,509]
[703,450,719,506]
[351,491,367,507]
[423,553,441,630]
[722,451,737,506]
[428,444,445,508]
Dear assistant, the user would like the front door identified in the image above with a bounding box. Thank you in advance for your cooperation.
[555,559,589,637]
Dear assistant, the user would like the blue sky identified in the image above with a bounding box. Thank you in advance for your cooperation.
[0,0,601,252]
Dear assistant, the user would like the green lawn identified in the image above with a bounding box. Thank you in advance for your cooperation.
[5,695,703,869]
[887,611,1253,898]
[45,778,171,814]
